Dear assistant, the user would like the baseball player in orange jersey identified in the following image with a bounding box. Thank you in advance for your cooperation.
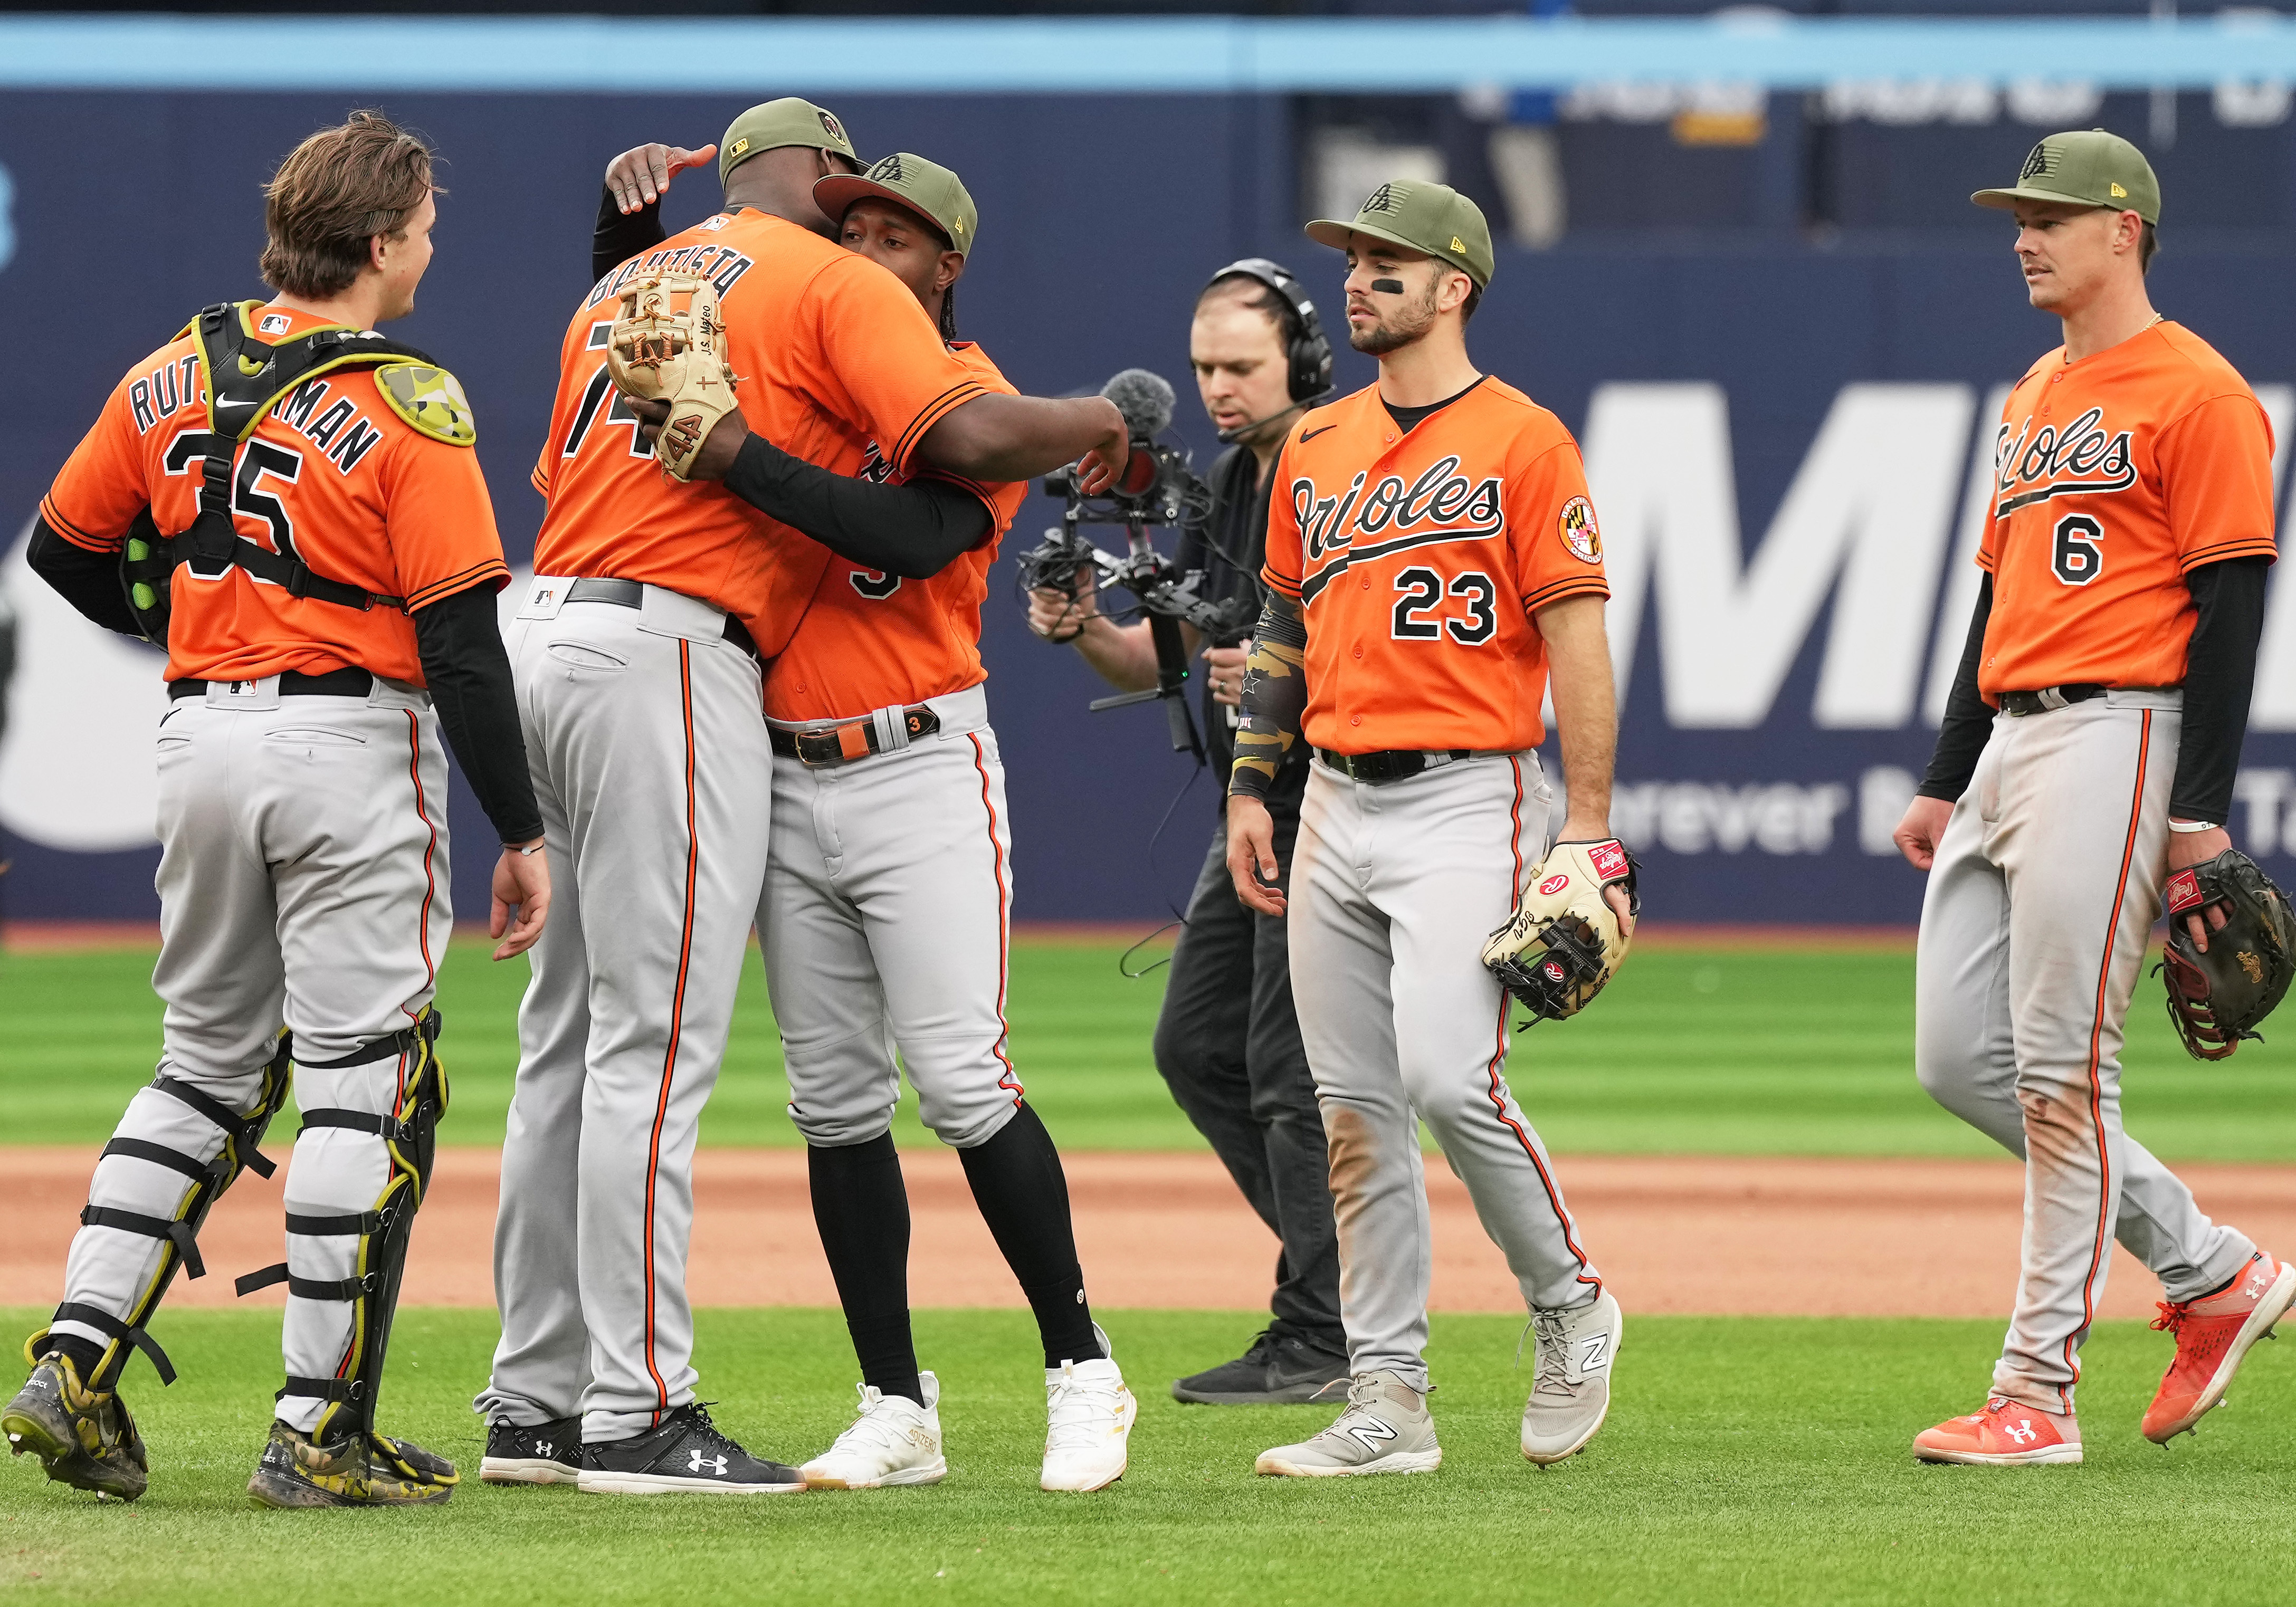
[1894,132,2292,1466]
[6,112,549,1507]
[477,102,1127,1495]
[575,145,1135,1494]
[1225,181,1634,1477]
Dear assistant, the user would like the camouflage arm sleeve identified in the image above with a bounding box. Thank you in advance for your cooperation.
[1228,590,1308,802]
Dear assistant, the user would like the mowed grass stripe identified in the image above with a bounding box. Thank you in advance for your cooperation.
[4,1306,2295,1606]
[5,939,2292,1159]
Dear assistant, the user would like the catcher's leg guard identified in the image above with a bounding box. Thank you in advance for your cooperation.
[43,1033,294,1393]
[236,1009,451,1486]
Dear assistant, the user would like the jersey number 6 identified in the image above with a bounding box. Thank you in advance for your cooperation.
[2052,513,2104,587]
[1393,566,1498,645]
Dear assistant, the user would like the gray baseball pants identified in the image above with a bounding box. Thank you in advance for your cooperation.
[477,579,771,1441]
[1916,688,2255,1414]
[54,679,451,1433]
[1287,750,1603,1392]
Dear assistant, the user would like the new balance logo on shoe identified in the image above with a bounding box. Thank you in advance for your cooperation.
[689,1450,728,1475]
[2002,1420,2037,1445]
[1579,1334,1613,1373]
[1346,1417,1397,1455]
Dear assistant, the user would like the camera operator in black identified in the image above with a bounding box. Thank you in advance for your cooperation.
[1028,261,1342,1404]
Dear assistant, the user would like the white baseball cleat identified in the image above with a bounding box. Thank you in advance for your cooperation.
[802,1373,948,1490]
[1041,1327,1135,1493]
[1522,1290,1623,1465]
[1255,1370,1441,1478]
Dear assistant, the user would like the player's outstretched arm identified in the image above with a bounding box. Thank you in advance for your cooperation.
[1225,591,1308,916]
[592,141,713,281]
[918,394,1129,493]
[1538,592,1634,937]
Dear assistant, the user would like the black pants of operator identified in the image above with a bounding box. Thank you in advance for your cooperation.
[1152,799,1342,1345]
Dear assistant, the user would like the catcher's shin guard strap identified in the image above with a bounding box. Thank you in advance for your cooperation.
[151,1075,279,1179]
[280,1375,366,1406]
[234,1262,381,1302]
[99,1135,217,1183]
[79,1206,206,1281]
[50,1302,175,1386]
[296,1009,442,1072]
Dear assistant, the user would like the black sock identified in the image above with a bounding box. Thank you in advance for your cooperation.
[807,1136,923,1407]
[957,1102,1101,1368]
[47,1332,105,1381]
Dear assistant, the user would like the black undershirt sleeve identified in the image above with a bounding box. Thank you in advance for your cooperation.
[593,188,669,284]
[720,434,992,579]
[413,583,544,846]
[27,514,144,638]
[2170,556,2269,825]
[1917,573,1995,803]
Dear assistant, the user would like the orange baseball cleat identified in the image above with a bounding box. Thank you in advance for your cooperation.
[2142,1250,2296,1444]
[1913,1398,2082,1466]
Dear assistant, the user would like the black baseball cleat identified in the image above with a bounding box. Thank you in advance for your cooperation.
[3,1348,149,1501]
[575,1403,805,1495]
[246,1420,458,1508]
[481,1414,583,1485]
[1171,1328,1351,1405]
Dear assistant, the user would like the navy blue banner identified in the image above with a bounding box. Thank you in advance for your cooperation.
[3,90,2291,926]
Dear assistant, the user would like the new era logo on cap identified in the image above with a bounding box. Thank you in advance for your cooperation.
[2111,182,2128,197]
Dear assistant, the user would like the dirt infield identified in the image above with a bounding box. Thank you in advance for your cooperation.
[9,1145,2291,1319]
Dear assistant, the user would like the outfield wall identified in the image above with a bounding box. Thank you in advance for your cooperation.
[3,89,2294,925]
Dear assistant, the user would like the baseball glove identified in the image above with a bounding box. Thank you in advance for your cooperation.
[1481,838,1641,1025]
[2157,849,2296,1060]
[604,273,739,482]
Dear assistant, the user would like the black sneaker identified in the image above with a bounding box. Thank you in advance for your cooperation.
[481,1414,582,1485]
[1171,1329,1351,1405]
[575,1403,804,1495]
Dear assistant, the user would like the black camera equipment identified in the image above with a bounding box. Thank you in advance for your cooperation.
[1016,368,1256,759]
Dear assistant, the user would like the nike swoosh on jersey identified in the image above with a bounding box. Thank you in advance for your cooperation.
[1301,424,1339,442]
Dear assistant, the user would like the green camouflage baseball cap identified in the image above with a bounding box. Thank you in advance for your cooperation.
[1306,180,1495,288]
[720,98,860,185]
[1973,129,2161,224]
[815,152,979,257]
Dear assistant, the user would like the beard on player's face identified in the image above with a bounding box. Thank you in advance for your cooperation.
[1348,270,1441,356]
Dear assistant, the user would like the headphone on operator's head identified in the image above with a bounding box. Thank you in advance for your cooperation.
[1205,257,1333,410]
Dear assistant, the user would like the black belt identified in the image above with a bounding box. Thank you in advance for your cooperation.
[565,576,758,659]
[169,667,374,701]
[771,706,942,768]
[1315,748,1472,785]
[1999,684,2106,717]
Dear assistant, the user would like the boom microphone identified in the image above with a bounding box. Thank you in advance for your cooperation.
[1100,368,1176,439]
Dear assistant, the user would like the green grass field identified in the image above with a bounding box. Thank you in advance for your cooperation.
[6,937,2293,1158]
[5,1306,2295,1606]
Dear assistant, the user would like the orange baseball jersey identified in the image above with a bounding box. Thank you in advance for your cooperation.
[532,208,992,657]
[40,304,505,686]
[1977,321,2277,699]
[1261,378,1609,754]
[764,341,1028,721]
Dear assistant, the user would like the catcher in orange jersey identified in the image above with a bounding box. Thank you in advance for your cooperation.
[9,111,548,1508]
[577,141,1136,1496]
[1225,181,1635,1479]
[1895,131,2290,1467]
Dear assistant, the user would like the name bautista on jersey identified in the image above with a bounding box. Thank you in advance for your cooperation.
[126,352,390,477]
[584,229,757,312]
[1293,453,1506,600]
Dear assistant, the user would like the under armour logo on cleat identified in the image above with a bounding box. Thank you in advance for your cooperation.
[533,1441,554,1457]
[2002,1420,2037,1445]
[689,1450,729,1475]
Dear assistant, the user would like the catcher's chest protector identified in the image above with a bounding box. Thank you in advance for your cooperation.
[120,302,471,644]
